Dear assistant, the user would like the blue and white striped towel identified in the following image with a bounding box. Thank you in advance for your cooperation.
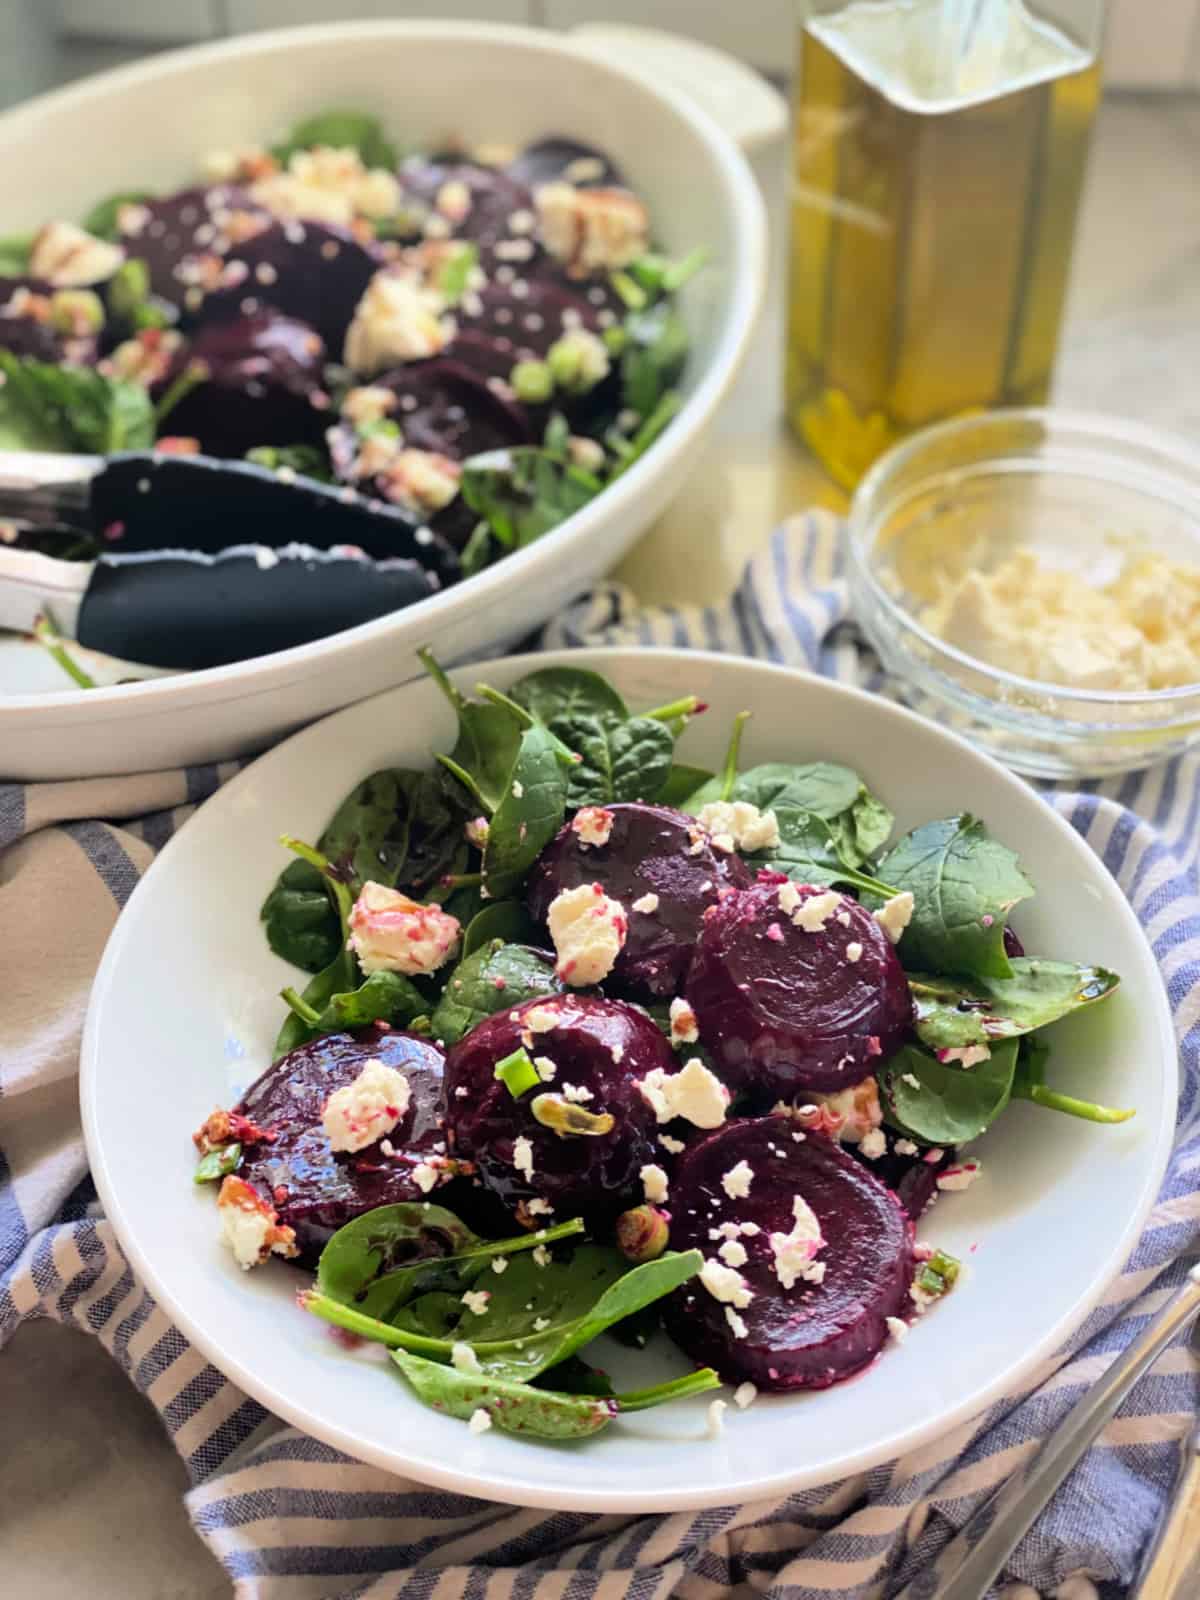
[3,512,1198,1600]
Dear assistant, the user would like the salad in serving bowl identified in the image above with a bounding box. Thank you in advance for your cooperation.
[190,654,1132,1443]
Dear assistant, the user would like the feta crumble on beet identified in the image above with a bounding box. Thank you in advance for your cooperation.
[321,1058,411,1154]
[534,1056,557,1081]
[659,1132,687,1154]
[668,997,699,1045]
[792,889,843,933]
[412,1161,441,1194]
[696,800,781,854]
[873,891,915,944]
[721,1160,754,1200]
[547,883,627,985]
[572,806,614,847]
[725,1306,749,1339]
[631,892,660,914]
[637,1058,729,1129]
[846,941,863,963]
[718,1239,748,1268]
[699,1258,754,1309]
[512,1136,535,1180]
[769,1195,825,1289]
[640,1163,670,1204]
[858,1128,887,1160]
[525,1006,559,1033]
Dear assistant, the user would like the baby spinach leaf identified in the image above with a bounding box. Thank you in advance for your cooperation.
[508,666,629,727]
[81,189,154,241]
[430,940,561,1046]
[390,1349,619,1438]
[750,807,899,899]
[847,789,895,862]
[421,648,526,815]
[261,856,341,974]
[620,300,688,417]
[607,391,683,481]
[0,352,155,453]
[273,945,359,1059]
[271,108,397,170]
[482,723,568,899]
[681,711,752,810]
[874,815,1036,980]
[315,970,427,1033]
[731,760,861,818]
[320,766,469,896]
[878,1039,1020,1146]
[657,763,714,808]
[550,710,674,808]
[0,232,34,274]
[910,960,1121,1052]
[461,900,540,958]
[1010,1033,1134,1125]
[460,447,601,550]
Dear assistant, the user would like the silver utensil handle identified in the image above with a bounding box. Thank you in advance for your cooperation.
[896,1265,1200,1600]
[1134,1428,1200,1599]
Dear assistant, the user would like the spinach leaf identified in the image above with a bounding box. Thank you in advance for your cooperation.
[245,443,333,481]
[1011,1034,1134,1125]
[389,1352,718,1440]
[680,710,752,810]
[657,763,714,808]
[286,970,427,1037]
[482,723,568,899]
[460,447,601,549]
[550,711,674,808]
[620,300,688,417]
[461,900,540,958]
[878,1040,1020,1146]
[271,108,397,169]
[910,960,1121,1053]
[430,940,561,1046]
[320,766,468,896]
[420,648,526,815]
[848,789,895,863]
[0,232,34,274]
[874,815,1036,980]
[0,352,155,453]
[607,391,683,481]
[261,856,342,973]
[270,838,358,1057]
[81,190,154,241]
[721,761,894,869]
[508,665,629,727]
[750,807,899,899]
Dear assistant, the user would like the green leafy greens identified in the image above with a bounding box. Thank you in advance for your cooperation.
[909,960,1121,1053]
[0,352,155,454]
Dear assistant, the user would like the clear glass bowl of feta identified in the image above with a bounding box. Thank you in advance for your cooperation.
[847,409,1200,778]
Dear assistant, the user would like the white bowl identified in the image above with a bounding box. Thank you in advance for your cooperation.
[0,22,766,779]
[82,649,1175,1511]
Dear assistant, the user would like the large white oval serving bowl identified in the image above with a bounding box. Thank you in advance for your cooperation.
[81,650,1175,1511]
[0,23,765,780]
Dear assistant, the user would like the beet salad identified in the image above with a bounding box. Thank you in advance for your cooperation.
[192,655,1131,1442]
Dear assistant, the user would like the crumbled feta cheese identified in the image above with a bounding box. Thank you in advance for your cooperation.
[637,1058,729,1129]
[709,833,735,854]
[846,941,863,963]
[769,1195,825,1290]
[533,1316,552,1332]
[532,1245,551,1267]
[874,892,915,945]
[668,997,699,1046]
[792,889,844,933]
[216,1176,298,1269]
[373,448,462,515]
[939,1044,992,1068]
[461,1290,491,1315]
[512,1136,534,1180]
[640,1163,669,1204]
[696,801,781,854]
[534,181,649,274]
[733,1382,757,1409]
[344,269,454,374]
[526,1005,559,1033]
[936,1160,982,1192]
[534,1056,557,1081]
[724,1306,749,1339]
[250,144,401,225]
[451,1340,480,1372]
[706,1398,727,1437]
[349,881,460,976]
[836,910,852,927]
[858,1128,887,1160]
[560,1082,593,1103]
[411,1161,441,1194]
[901,1073,922,1090]
[777,881,803,916]
[29,220,124,287]
[721,1160,754,1200]
[659,1133,686,1154]
[886,1317,908,1344]
[895,1138,919,1156]
[631,892,660,915]
[781,1078,882,1144]
[572,806,614,847]
[699,1259,754,1309]
[910,1282,938,1314]
[718,1239,748,1269]
[322,1057,412,1153]
[436,178,473,222]
[526,1198,553,1217]
[547,883,627,985]
[511,780,524,799]
[491,1256,508,1275]
[468,1407,492,1434]
[341,384,398,426]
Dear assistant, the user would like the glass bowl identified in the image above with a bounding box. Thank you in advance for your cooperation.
[846,409,1200,779]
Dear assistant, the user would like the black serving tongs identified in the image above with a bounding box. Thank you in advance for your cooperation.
[0,450,460,671]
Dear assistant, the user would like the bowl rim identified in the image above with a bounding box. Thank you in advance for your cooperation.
[848,406,1200,709]
[80,645,1178,1510]
[0,19,767,718]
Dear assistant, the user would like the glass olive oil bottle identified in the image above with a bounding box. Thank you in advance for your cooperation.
[787,0,1102,488]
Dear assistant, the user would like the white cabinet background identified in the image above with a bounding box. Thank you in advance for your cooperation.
[51,0,1200,89]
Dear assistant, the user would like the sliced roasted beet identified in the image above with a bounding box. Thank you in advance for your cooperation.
[854,1137,953,1221]
[526,804,752,999]
[663,1118,915,1390]
[198,220,381,353]
[506,137,627,192]
[1004,925,1024,959]
[235,1029,448,1265]
[157,311,330,458]
[686,880,913,1098]
[397,159,541,270]
[443,993,669,1225]
[455,277,606,363]
[0,278,100,364]
[117,185,271,309]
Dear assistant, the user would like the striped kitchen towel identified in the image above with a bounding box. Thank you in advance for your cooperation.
[2,511,1198,1600]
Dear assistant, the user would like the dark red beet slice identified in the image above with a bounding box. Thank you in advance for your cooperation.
[397,159,542,272]
[526,803,751,999]
[234,1028,447,1265]
[686,879,912,1097]
[443,993,669,1225]
[157,311,330,459]
[663,1118,915,1389]
[1004,925,1024,959]
[855,1137,954,1221]
[198,220,381,353]
[506,137,627,192]
[117,185,271,310]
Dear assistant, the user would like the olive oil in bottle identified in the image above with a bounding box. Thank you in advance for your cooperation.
[787,0,1102,488]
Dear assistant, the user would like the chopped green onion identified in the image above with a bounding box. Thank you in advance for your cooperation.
[510,359,554,404]
[927,1248,961,1289]
[108,257,151,322]
[356,416,401,442]
[32,614,96,690]
[601,325,628,355]
[434,241,479,303]
[609,270,647,310]
[661,247,709,292]
[154,358,208,427]
[495,1047,540,1099]
[194,1142,242,1183]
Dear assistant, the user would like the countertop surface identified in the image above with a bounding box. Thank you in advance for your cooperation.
[5,89,1199,1600]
